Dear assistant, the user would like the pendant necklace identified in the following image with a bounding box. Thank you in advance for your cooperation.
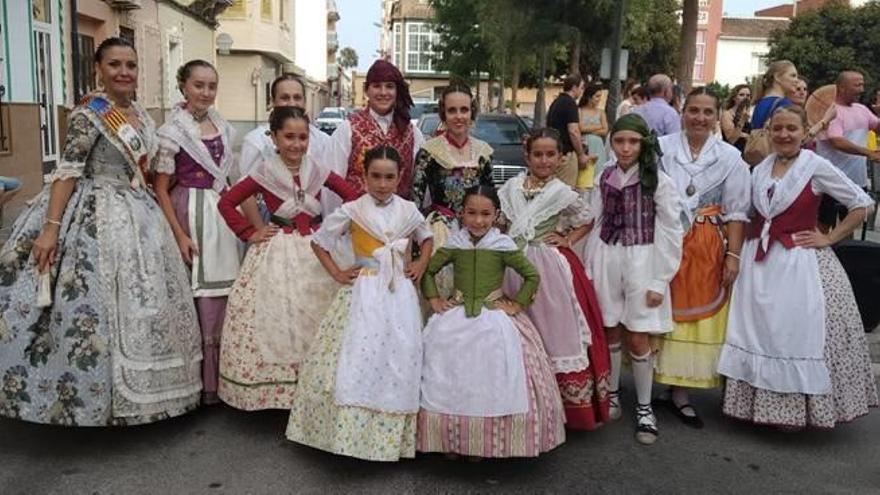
[680,136,716,197]
[283,160,305,202]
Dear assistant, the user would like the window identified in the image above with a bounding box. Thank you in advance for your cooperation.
[693,30,706,82]
[166,37,183,107]
[262,0,273,22]
[405,22,438,73]
[223,0,246,17]
[120,26,135,50]
[74,34,96,102]
[32,0,51,23]
[393,23,403,68]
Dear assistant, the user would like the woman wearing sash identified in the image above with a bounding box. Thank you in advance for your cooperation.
[652,88,750,427]
[327,60,425,200]
[412,84,493,296]
[719,105,878,428]
[154,60,245,405]
[216,107,358,410]
[0,38,201,426]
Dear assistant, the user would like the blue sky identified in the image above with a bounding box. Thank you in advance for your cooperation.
[335,0,383,72]
[335,0,790,72]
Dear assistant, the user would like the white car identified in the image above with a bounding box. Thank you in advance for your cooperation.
[315,107,347,135]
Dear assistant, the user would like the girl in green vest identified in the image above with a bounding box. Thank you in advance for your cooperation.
[416,185,566,458]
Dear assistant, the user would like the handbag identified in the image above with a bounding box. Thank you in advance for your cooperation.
[742,97,785,167]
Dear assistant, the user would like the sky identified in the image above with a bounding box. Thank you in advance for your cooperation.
[335,0,383,72]
[333,0,792,73]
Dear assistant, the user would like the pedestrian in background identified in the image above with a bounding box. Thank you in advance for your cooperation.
[578,83,609,188]
[750,60,798,130]
[815,70,880,230]
[616,81,640,119]
[546,74,589,188]
[789,76,809,107]
[720,84,752,152]
[633,74,681,137]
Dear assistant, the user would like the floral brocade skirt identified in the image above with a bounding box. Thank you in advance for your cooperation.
[0,179,202,426]
[722,248,878,428]
[286,287,417,462]
[218,232,338,410]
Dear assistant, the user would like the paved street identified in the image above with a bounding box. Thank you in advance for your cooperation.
[1,381,878,495]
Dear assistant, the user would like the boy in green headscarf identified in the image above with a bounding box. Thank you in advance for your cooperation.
[582,113,684,445]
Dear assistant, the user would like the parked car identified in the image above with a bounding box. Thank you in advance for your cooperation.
[410,102,439,125]
[416,112,529,186]
[315,107,347,135]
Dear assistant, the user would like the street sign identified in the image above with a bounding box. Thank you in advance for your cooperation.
[600,48,628,81]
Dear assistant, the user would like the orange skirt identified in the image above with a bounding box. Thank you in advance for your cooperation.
[670,205,728,322]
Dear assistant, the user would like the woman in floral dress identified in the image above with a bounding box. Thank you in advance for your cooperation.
[412,84,493,240]
[0,38,202,426]
[216,107,357,410]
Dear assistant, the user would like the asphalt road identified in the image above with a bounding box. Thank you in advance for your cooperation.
[1,383,878,495]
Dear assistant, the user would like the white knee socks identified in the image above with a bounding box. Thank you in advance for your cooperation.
[630,350,654,406]
[609,342,622,392]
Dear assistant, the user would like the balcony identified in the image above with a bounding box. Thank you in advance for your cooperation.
[327,32,338,52]
[105,0,142,9]
[327,63,339,81]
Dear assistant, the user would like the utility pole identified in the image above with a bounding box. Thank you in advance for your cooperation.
[606,0,627,126]
[534,47,548,127]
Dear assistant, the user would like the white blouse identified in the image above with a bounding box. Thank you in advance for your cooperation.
[238,123,330,179]
[658,132,751,228]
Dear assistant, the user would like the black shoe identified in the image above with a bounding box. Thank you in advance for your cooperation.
[655,397,704,429]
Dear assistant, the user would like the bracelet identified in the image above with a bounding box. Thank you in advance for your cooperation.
[44,219,61,227]
[725,251,741,260]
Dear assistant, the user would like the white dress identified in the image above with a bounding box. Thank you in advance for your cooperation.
[420,228,529,416]
[718,150,873,394]
[312,194,432,413]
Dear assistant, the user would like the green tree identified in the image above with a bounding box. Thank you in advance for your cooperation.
[429,0,491,84]
[338,47,358,70]
[765,2,879,91]
[623,0,679,80]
